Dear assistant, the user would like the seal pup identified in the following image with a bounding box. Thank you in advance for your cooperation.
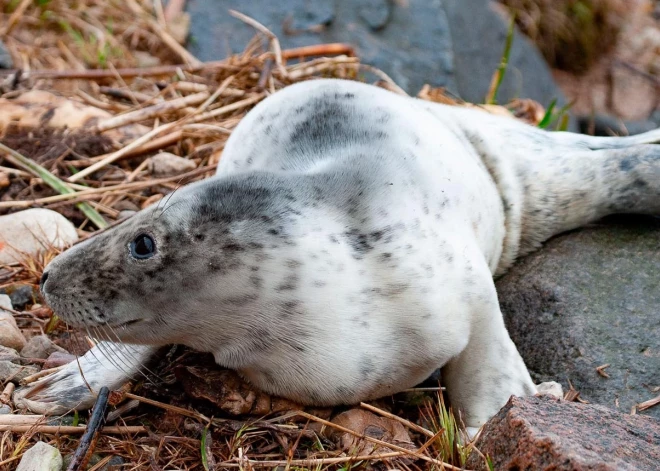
[14,79,660,434]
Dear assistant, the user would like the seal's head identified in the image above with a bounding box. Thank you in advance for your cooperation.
[40,173,301,350]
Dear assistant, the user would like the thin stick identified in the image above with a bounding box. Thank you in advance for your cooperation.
[638,394,660,411]
[0,415,45,426]
[229,10,287,78]
[360,402,435,438]
[0,425,146,434]
[0,0,31,36]
[67,386,110,471]
[281,43,355,59]
[0,43,355,79]
[0,383,14,404]
[19,365,67,384]
[190,93,264,123]
[124,392,211,423]
[94,91,209,133]
[218,451,418,468]
[67,129,184,166]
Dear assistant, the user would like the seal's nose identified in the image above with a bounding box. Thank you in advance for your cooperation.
[40,271,49,291]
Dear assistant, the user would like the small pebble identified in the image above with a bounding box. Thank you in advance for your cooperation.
[149,152,196,177]
[359,0,392,31]
[16,441,63,471]
[0,208,78,265]
[43,351,76,369]
[0,360,38,383]
[118,209,137,220]
[0,345,20,363]
[0,404,11,414]
[21,335,69,360]
[0,297,27,350]
[0,284,37,310]
[0,294,11,310]
[0,39,13,69]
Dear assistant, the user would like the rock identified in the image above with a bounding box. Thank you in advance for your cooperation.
[0,40,13,69]
[186,0,456,94]
[0,208,78,265]
[465,395,660,471]
[359,0,392,31]
[0,345,20,363]
[117,210,137,220]
[16,441,63,471]
[0,404,11,414]
[0,360,38,382]
[21,335,69,360]
[497,216,660,419]
[42,351,76,369]
[0,300,27,350]
[0,284,37,310]
[148,152,196,177]
[104,455,125,470]
[185,0,575,129]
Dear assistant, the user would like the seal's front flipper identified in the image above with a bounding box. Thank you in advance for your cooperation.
[440,261,537,431]
[13,342,158,415]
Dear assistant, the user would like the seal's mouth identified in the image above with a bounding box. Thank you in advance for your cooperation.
[110,318,144,329]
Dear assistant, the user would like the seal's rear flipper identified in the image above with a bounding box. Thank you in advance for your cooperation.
[13,342,158,415]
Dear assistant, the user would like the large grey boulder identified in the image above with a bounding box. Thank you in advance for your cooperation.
[186,0,455,94]
[185,0,574,130]
[497,216,660,419]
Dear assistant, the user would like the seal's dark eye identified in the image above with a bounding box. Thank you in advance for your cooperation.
[130,234,156,260]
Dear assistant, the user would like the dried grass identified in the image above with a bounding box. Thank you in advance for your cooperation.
[499,0,630,73]
[0,1,552,469]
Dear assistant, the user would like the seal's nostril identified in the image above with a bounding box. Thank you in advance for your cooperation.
[40,271,49,288]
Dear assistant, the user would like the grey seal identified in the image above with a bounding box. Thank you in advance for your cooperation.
[14,79,660,434]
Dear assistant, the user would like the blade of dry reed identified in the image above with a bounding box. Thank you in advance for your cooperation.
[0,142,107,229]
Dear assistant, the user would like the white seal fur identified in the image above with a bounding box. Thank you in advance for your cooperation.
[14,79,660,433]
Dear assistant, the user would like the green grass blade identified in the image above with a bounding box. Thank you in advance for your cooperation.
[0,142,107,229]
[485,15,516,105]
[538,99,557,128]
[201,426,210,471]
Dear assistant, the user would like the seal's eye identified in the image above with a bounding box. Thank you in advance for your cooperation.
[130,234,156,260]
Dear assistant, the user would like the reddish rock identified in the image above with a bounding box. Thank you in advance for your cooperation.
[466,395,660,471]
[42,351,76,370]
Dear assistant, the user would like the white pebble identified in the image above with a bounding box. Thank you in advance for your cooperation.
[16,441,63,471]
[0,209,78,265]
[149,152,196,177]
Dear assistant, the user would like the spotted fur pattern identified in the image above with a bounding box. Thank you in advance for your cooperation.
[14,80,660,430]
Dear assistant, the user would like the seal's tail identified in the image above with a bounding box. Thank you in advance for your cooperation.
[513,129,660,264]
[458,114,660,273]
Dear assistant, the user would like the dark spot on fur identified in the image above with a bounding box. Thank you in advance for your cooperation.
[250,275,263,289]
[276,274,298,292]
